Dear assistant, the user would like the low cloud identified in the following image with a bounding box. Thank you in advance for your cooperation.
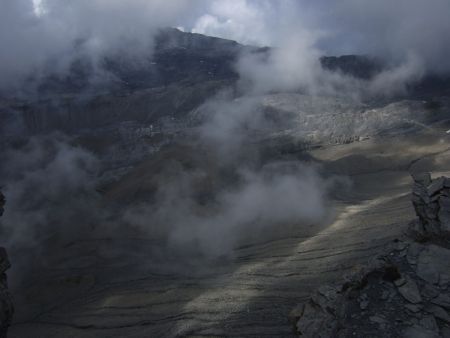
[122,160,331,258]
[193,0,450,74]
[192,0,450,98]
[0,134,101,275]
[0,0,196,93]
[0,0,447,281]
[1,0,449,95]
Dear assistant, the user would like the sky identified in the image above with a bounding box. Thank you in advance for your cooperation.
[0,0,449,91]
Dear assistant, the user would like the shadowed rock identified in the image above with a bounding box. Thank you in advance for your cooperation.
[410,173,450,241]
[293,175,450,338]
[0,191,13,338]
[0,192,4,217]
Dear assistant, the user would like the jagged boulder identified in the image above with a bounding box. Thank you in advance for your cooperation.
[410,173,450,241]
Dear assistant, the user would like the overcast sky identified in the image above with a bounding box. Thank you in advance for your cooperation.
[1,0,449,91]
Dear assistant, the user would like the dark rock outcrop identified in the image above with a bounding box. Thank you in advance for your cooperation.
[410,173,450,241]
[0,192,4,217]
[0,191,13,338]
[292,174,450,338]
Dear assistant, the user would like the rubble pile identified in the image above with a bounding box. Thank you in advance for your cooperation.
[0,191,13,338]
[292,174,450,338]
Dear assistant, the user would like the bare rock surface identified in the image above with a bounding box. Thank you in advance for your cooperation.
[411,172,450,241]
[8,126,450,337]
[0,191,13,338]
[294,174,450,338]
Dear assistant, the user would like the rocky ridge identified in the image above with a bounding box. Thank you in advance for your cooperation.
[293,173,450,337]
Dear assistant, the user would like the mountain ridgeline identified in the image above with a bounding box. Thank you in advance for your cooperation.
[0,28,449,138]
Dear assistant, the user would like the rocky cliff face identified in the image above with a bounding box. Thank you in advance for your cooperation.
[5,27,449,138]
[410,173,450,241]
[2,28,449,149]
[293,174,450,338]
[0,192,4,217]
[0,191,13,338]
